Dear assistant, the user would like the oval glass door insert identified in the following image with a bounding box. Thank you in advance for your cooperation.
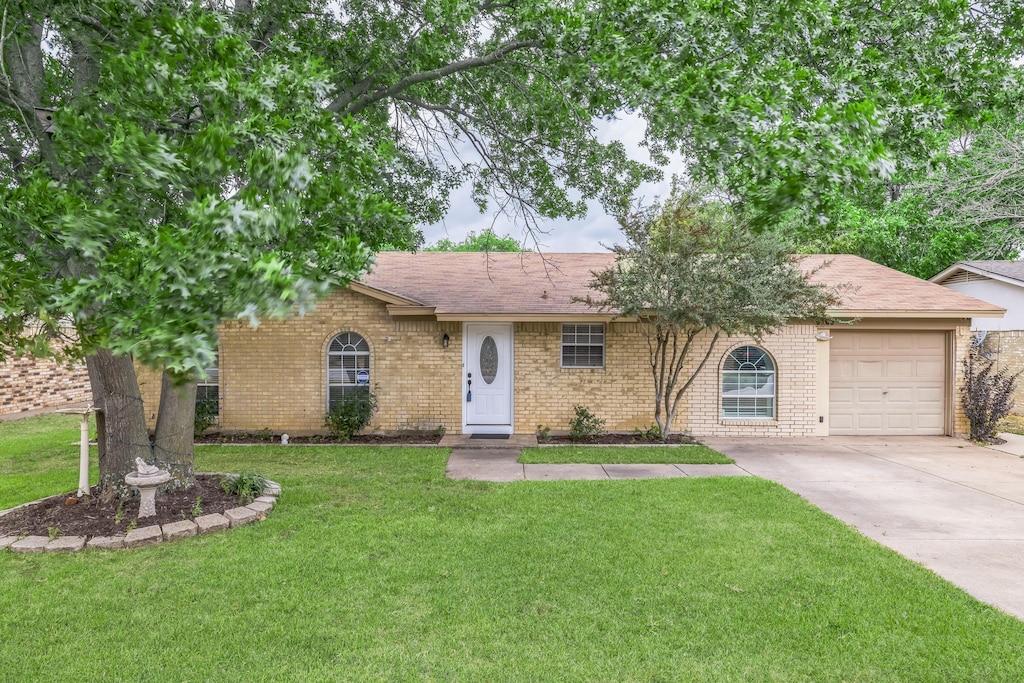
[480,336,498,384]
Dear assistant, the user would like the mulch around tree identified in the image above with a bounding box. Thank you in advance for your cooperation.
[0,475,245,538]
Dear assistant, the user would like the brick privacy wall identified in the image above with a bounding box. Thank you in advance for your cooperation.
[0,352,92,417]
[983,330,1024,416]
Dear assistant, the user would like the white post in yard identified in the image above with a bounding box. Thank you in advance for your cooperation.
[58,405,93,497]
[77,410,90,496]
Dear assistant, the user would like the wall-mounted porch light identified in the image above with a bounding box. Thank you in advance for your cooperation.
[442,333,450,348]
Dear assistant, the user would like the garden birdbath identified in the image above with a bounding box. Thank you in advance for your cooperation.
[124,458,171,518]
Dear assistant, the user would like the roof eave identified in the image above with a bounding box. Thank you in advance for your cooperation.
[349,282,423,307]
[434,312,617,322]
[385,305,437,317]
[826,308,1006,319]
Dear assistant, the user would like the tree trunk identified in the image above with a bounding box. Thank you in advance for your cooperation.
[86,349,152,501]
[152,370,197,489]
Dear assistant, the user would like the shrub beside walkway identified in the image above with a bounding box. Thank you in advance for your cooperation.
[446,448,750,482]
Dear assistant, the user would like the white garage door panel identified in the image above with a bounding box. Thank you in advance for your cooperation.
[830,331,946,436]
[887,360,914,377]
[856,387,884,404]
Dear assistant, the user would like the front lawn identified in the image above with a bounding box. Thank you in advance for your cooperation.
[520,444,733,464]
[2,415,1023,681]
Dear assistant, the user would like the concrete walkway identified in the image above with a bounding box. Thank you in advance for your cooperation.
[446,448,750,482]
[988,431,1024,457]
[702,435,1024,620]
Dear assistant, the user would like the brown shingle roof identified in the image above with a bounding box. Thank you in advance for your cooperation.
[358,251,1003,318]
[363,252,614,316]
[799,254,1004,317]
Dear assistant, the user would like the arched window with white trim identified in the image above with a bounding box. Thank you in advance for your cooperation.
[721,346,775,419]
[327,332,370,409]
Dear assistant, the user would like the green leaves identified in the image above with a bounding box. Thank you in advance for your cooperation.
[0,2,414,373]
[2,0,1020,375]
[596,187,838,337]
[425,228,525,252]
[583,185,838,435]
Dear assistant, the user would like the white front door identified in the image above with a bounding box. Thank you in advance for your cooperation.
[463,323,513,433]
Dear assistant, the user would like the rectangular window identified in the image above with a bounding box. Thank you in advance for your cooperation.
[561,323,605,368]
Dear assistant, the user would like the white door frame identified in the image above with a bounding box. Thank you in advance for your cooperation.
[462,322,514,435]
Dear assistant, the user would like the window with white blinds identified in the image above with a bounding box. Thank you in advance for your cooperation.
[561,323,605,368]
[327,332,370,408]
[721,346,775,419]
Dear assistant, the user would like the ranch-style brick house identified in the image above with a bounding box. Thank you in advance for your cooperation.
[139,252,1004,438]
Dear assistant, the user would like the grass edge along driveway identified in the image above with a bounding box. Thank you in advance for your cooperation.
[1,416,1023,681]
[520,444,733,464]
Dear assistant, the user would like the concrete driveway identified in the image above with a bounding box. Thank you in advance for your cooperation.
[702,435,1024,620]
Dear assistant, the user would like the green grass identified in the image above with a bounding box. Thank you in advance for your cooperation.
[2,415,1024,681]
[998,414,1024,436]
[520,444,733,464]
[0,413,97,509]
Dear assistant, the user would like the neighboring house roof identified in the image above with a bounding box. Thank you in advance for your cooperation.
[929,260,1024,289]
[355,251,1004,320]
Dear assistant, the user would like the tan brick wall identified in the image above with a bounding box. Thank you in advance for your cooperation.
[136,363,163,428]
[513,322,820,437]
[953,326,973,435]
[132,290,975,438]
[513,321,654,434]
[982,330,1024,416]
[212,289,461,434]
[0,345,92,417]
[682,324,820,437]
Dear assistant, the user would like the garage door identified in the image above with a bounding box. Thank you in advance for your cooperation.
[830,331,946,435]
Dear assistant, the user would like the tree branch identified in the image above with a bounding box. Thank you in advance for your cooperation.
[1,18,58,173]
[672,330,721,415]
[329,39,542,116]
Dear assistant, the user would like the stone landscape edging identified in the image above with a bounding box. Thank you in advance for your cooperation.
[0,475,281,554]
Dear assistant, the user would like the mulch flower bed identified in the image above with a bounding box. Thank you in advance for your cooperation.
[196,431,444,445]
[544,433,700,445]
[0,475,245,538]
[196,431,697,446]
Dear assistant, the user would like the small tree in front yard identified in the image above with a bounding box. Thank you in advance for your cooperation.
[961,336,1020,442]
[582,188,839,439]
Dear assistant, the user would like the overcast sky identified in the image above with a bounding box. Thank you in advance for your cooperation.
[419,113,684,253]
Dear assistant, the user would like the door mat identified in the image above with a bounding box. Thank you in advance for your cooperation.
[469,434,510,440]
